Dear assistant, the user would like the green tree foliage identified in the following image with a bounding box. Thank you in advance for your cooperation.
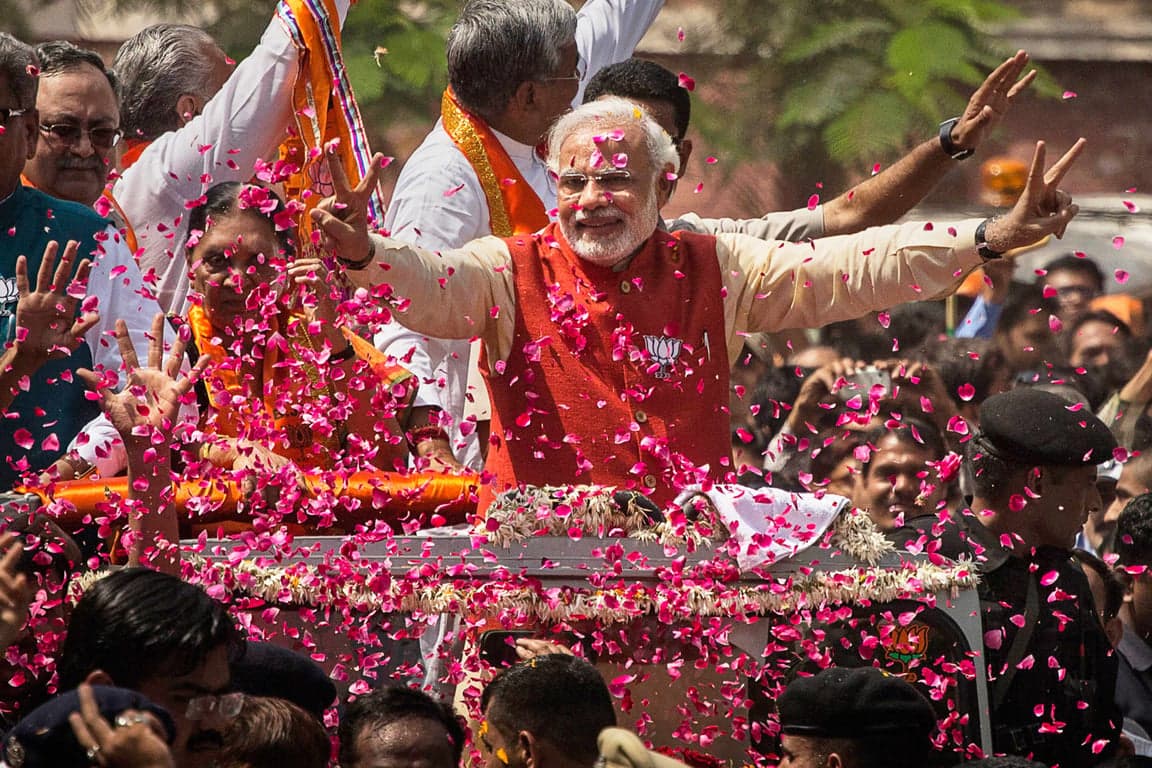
[707,0,1044,200]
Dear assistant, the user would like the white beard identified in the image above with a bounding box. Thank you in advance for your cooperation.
[561,193,660,268]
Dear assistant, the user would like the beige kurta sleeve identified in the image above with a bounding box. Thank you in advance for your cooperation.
[363,233,518,361]
[717,219,984,364]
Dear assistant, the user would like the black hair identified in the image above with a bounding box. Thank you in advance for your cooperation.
[930,337,997,410]
[1073,548,1125,622]
[1116,492,1152,567]
[750,365,810,439]
[34,41,119,94]
[1041,253,1105,292]
[965,437,1029,501]
[185,181,296,257]
[0,513,83,586]
[816,320,892,363]
[481,654,615,765]
[58,568,238,690]
[959,758,1049,768]
[583,57,691,139]
[338,686,465,768]
[1068,309,1131,341]
[883,301,947,362]
[857,417,946,479]
[996,282,1060,335]
[806,428,864,487]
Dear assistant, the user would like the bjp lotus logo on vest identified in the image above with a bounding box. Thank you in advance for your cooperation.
[643,335,682,379]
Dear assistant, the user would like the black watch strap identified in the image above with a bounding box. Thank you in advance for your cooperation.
[939,117,974,160]
[975,218,1004,260]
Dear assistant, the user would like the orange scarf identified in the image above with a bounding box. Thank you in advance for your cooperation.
[440,88,549,237]
[118,139,150,171]
[277,0,384,243]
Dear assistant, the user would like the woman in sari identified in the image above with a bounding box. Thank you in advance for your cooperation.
[183,181,446,483]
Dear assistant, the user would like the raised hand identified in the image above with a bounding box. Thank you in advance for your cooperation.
[984,139,1085,253]
[12,240,98,368]
[950,50,1037,152]
[285,254,339,327]
[0,533,31,651]
[77,314,206,452]
[68,684,175,768]
[310,149,387,268]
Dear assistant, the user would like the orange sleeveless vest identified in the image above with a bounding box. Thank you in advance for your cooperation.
[479,223,733,512]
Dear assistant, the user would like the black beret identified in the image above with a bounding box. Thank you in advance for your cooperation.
[778,667,936,739]
[3,686,175,768]
[231,641,336,720]
[976,388,1116,467]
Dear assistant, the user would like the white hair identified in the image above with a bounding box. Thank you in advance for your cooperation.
[546,97,678,177]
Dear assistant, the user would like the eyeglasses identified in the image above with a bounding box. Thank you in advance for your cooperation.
[540,62,585,84]
[185,692,244,721]
[557,169,635,198]
[0,107,27,123]
[39,123,123,149]
[1052,284,1098,300]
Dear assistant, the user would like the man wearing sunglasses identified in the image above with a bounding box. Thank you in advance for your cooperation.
[21,42,121,211]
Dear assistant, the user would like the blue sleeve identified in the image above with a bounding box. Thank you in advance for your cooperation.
[955,295,1002,339]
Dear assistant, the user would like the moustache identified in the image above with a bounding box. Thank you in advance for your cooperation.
[56,156,105,172]
[186,730,225,752]
[574,207,623,224]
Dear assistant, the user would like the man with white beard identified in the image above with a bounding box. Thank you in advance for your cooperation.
[316,97,1083,513]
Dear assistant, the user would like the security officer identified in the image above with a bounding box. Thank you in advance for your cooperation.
[957,388,1122,766]
[774,666,938,768]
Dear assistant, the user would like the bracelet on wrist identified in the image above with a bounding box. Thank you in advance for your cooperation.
[938,117,974,160]
[975,218,1004,261]
[337,237,376,271]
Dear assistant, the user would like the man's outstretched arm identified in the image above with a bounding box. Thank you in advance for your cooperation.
[821,50,1036,236]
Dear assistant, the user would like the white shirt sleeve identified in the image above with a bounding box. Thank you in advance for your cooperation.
[85,225,160,375]
[573,0,666,103]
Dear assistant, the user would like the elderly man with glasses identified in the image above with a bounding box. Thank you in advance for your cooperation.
[319,96,1084,513]
[21,42,123,210]
[0,33,160,489]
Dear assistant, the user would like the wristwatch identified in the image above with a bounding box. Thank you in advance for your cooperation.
[939,117,974,160]
[975,218,1004,260]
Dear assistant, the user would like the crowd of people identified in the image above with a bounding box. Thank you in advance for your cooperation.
[1,0,1150,765]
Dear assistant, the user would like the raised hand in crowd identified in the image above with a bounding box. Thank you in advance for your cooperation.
[821,50,1036,236]
[1,241,98,411]
[0,533,31,652]
[68,684,175,768]
[948,49,1037,152]
[783,358,868,433]
[78,314,207,572]
[983,138,1085,252]
[873,359,962,439]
